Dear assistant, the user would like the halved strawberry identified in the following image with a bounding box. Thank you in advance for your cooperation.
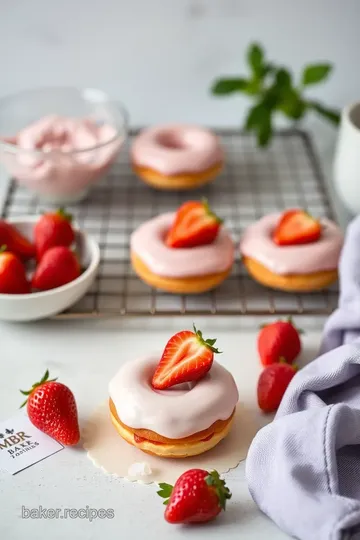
[273,209,321,246]
[151,325,221,390]
[166,200,223,248]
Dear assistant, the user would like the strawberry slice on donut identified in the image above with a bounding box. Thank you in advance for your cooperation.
[152,325,221,390]
[273,209,321,246]
[166,200,223,248]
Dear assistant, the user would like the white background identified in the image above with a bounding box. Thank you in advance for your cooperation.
[1,0,359,127]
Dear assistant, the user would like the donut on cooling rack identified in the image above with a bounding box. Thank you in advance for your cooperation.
[130,199,234,294]
[131,124,223,190]
[109,326,239,458]
[240,209,343,292]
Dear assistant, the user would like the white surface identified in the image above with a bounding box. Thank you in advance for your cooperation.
[0,217,100,321]
[0,318,323,539]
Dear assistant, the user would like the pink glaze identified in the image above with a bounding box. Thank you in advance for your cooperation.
[0,115,122,198]
[240,213,343,275]
[131,212,234,278]
[109,356,239,439]
[131,124,223,176]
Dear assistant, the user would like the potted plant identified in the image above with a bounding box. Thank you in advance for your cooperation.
[210,42,340,147]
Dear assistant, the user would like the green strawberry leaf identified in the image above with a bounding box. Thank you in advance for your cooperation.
[302,63,332,86]
[211,77,249,95]
[205,470,232,511]
[193,324,222,354]
[157,482,173,505]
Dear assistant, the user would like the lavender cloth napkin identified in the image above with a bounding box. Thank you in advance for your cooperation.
[246,216,360,540]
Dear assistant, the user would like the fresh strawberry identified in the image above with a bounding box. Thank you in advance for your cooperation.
[20,370,80,445]
[257,318,302,366]
[0,220,35,260]
[0,246,30,294]
[257,362,297,413]
[166,200,222,248]
[273,209,321,246]
[151,325,220,390]
[31,246,80,291]
[158,469,231,524]
[34,208,75,260]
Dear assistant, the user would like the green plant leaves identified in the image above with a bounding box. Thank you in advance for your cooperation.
[302,63,332,86]
[308,101,340,125]
[211,78,249,95]
[209,42,339,147]
[247,43,264,75]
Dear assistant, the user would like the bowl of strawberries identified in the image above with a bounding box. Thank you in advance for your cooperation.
[0,208,100,321]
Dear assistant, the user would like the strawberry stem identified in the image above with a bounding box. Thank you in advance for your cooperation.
[57,207,73,222]
[193,324,222,354]
[201,198,223,225]
[19,370,58,409]
[0,245,7,254]
[205,470,232,511]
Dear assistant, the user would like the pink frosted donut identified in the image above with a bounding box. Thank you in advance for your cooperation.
[240,213,343,275]
[131,124,223,190]
[131,212,234,278]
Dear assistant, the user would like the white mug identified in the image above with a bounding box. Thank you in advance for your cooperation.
[334,102,360,215]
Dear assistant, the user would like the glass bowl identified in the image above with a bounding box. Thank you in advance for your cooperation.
[0,87,128,204]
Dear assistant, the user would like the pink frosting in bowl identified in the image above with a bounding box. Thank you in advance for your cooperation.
[0,115,124,203]
[131,212,234,278]
[0,87,128,204]
[240,213,343,275]
[131,124,223,176]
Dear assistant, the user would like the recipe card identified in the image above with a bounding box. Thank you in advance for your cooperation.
[0,412,64,475]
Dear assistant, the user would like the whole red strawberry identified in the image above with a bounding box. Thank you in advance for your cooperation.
[32,246,80,291]
[257,362,297,413]
[0,220,35,260]
[34,208,75,260]
[0,246,30,294]
[158,469,231,524]
[20,370,80,445]
[257,318,302,366]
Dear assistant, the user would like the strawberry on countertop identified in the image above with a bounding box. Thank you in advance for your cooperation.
[32,246,80,291]
[166,200,223,248]
[34,207,75,260]
[273,209,322,246]
[151,325,220,390]
[158,469,231,524]
[257,362,297,413]
[20,370,80,446]
[258,318,302,366]
[0,220,35,260]
[0,246,30,294]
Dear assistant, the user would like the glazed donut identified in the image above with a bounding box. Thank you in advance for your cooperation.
[131,125,223,190]
[130,212,234,294]
[240,213,343,292]
[109,356,239,458]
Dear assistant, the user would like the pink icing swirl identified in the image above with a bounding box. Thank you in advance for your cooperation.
[240,213,343,275]
[131,124,223,175]
[109,356,239,439]
[131,212,234,278]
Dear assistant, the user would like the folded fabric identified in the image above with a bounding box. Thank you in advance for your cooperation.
[246,215,360,540]
[321,215,360,354]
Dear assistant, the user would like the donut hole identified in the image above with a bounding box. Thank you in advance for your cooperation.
[156,131,187,150]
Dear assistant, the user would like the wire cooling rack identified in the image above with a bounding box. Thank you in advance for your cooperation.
[1,129,339,318]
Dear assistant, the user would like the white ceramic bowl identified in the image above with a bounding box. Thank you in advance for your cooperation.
[0,217,100,322]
